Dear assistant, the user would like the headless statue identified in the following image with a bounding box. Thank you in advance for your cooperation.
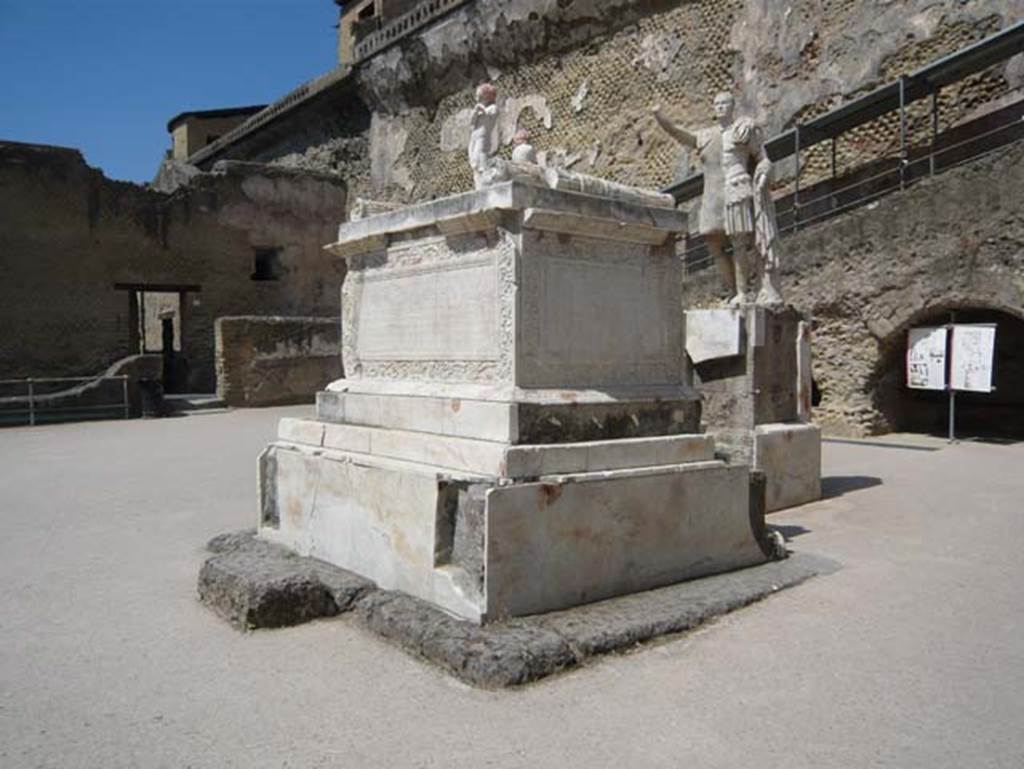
[468,83,500,190]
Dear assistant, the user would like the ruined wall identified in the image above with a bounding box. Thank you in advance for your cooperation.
[215,316,341,407]
[683,141,1024,437]
[0,142,347,392]
[187,2,1022,209]
[201,75,372,201]
[348,0,1022,201]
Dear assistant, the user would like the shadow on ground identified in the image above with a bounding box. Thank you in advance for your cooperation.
[771,524,812,542]
[823,437,939,452]
[821,475,882,500]
[959,435,1024,446]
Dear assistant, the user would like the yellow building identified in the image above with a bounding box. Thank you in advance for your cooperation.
[167,105,265,161]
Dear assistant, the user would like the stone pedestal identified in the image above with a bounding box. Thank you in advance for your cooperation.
[686,306,822,512]
[259,181,774,623]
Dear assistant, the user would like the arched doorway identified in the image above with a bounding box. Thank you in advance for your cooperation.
[872,307,1024,440]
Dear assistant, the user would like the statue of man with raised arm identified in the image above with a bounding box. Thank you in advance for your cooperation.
[653,92,783,306]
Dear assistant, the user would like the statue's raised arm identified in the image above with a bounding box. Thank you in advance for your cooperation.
[651,105,697,149]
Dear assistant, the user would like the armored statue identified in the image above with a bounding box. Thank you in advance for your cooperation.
[653,92,783,306]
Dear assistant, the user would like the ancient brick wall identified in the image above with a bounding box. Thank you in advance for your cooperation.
[682,141,1024,437]
[215,316,342,407]
[185,2,1022,211]
[344,0,1022,202]
[0,142,347,392]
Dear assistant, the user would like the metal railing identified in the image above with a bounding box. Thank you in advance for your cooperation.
[351,0,471,63]
[674,21,1024,273]
[0,376,130,427]
[681,113,1024,273]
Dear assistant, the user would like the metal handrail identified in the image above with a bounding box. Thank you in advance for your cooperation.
[0,375,130,426]
[780,117,1024,213]
[0,376,128,385]
[666,22,1024,203]
[681,116,1024,271]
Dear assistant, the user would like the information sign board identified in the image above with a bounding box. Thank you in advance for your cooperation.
[906,326,947,390]
[950,323,996,393]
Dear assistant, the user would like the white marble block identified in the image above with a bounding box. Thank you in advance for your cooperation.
[754,423,822,512]
[335,181,687,394]
[259,180,775,622]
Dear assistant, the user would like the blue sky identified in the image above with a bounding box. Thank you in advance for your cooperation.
[0,1,340,182]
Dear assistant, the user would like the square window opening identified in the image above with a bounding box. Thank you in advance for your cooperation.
[252,248,282,281]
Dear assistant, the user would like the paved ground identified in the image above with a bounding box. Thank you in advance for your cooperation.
[1,407,1022,768]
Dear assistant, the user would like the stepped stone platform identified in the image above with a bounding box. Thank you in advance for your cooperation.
[257,180,781,623]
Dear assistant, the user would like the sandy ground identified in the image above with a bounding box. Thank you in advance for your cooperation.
[1,406,1022,768]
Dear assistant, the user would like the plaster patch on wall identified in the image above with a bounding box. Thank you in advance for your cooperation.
[571,79,590,113]
[440,94,553,152]
[501,95,553,144]
[440,108,475,153]
[631,32,685,81]
[370,112,414,193]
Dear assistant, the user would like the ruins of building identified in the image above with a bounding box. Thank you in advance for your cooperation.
[0,141,346,400]
[3,1,1022,434]
[176,0,1023,437]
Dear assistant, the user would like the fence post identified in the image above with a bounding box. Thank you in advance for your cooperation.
[899,75,907,191]
[930,88,940,176]
[27,378,35,426]
[122,376,130,420]
[793,125,801,232]
[947,310,957,443]
[830,136,838,210]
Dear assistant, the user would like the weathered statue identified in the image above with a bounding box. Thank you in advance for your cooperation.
[653,92,783,306]
[468,83,501,189]
[510,128,538,164]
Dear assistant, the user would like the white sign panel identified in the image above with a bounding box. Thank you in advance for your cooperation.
[906,326,947,390]
[685,309,743,364]
[951,323,996,393]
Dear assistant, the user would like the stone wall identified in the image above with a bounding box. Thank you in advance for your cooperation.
[682,140,1024,437]
[0,142,347,392]
[196,73,372,201]
[215,316,342,407]
[189,0,1021,208]
[182,1,1024,217]
[353,0,1019,202]
[167,0,1023,432]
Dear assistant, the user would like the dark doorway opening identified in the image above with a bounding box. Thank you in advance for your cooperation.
[874,308,1024,440]
[117,283,200,394]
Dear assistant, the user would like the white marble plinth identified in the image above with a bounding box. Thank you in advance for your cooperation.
[688,305,822,513]
[329,180,689,394]
[260,429,766,622]
[754,422,822,512]
[257,181,774,623]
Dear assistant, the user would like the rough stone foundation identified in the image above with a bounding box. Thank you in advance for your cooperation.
[0,144,346,390]
[198,530,835,688]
